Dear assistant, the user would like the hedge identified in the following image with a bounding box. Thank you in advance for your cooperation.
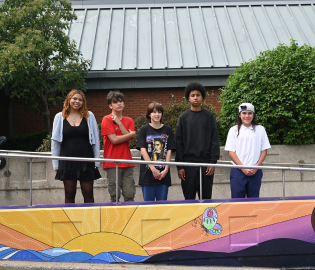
[1,131,46,151]
[219,40,315,145]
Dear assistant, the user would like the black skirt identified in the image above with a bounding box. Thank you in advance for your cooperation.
[55,118,101,182]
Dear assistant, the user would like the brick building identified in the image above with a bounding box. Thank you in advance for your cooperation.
[1,0,314,136]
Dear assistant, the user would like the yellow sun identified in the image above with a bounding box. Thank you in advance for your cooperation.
[62,232,148,256]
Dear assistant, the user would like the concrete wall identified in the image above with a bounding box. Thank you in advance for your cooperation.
[0,145,315,206]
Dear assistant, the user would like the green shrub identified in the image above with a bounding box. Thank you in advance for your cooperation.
[36,133,51,152]
[1,131,46,151]
[130,95,220,149]
[219,40,315,145]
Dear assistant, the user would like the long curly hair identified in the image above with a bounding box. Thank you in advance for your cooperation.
[62,89,89,120]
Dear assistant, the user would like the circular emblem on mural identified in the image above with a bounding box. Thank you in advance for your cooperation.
[202,207,223,235]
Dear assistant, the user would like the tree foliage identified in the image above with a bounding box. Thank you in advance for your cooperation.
[0,0,90,136]
[219,40,315,145]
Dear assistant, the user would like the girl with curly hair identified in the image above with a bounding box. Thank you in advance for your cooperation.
[51,89,101,203]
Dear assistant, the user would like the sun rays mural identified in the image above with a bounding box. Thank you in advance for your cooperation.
[0,199,315,267]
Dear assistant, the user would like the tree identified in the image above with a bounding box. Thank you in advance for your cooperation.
[219,40,315,145]
[0,0,90,136]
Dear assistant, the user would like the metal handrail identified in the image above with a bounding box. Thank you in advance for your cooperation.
[0,150,52,155]
[0,149,313,167]
[1,152,315,206]
[2,152,315,171]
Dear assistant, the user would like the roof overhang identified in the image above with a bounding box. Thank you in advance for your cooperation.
[86,67,235,89]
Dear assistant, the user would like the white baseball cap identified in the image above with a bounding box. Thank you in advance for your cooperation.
[238,103,255,113]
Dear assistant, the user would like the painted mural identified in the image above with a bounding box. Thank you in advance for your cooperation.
[0,199,315,267]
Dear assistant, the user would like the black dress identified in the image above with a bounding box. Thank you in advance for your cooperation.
[55,118,101,182]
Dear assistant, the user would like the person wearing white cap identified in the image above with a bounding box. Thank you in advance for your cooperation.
[224,103,271,198]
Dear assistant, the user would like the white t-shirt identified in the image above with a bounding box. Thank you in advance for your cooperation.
[224,125,271,166]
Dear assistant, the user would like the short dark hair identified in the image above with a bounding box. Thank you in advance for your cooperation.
[185,82,206,100]
[107,90,125,105]
[146,102,164,123]
[154,138,163,148]
[154,138,163,144]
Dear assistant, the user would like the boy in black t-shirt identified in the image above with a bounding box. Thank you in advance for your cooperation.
[175,82,220,200]
[136,103,176,201]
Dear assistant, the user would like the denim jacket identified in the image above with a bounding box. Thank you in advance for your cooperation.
[51,111,100,170]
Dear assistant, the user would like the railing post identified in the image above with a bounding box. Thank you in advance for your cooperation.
[282,169,286,200]
[30,158,33,207]
[199,166,203,203]
[299,160,304,181]
[4,158,11,177]
[116,162,119,205]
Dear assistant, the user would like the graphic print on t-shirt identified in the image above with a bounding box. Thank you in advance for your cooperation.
[146,134,168,170]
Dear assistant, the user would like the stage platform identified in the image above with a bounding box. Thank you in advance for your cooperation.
[0,197,315,267]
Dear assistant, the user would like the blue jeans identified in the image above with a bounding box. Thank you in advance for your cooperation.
[142,184,169,201]
[230,168,263,198]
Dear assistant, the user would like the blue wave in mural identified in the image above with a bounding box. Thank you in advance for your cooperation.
[0,247,18,259]
[0,246,150,263]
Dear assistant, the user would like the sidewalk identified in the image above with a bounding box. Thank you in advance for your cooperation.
[0,261,285,270]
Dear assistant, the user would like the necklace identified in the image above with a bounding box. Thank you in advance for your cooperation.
[71,114,80,122]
